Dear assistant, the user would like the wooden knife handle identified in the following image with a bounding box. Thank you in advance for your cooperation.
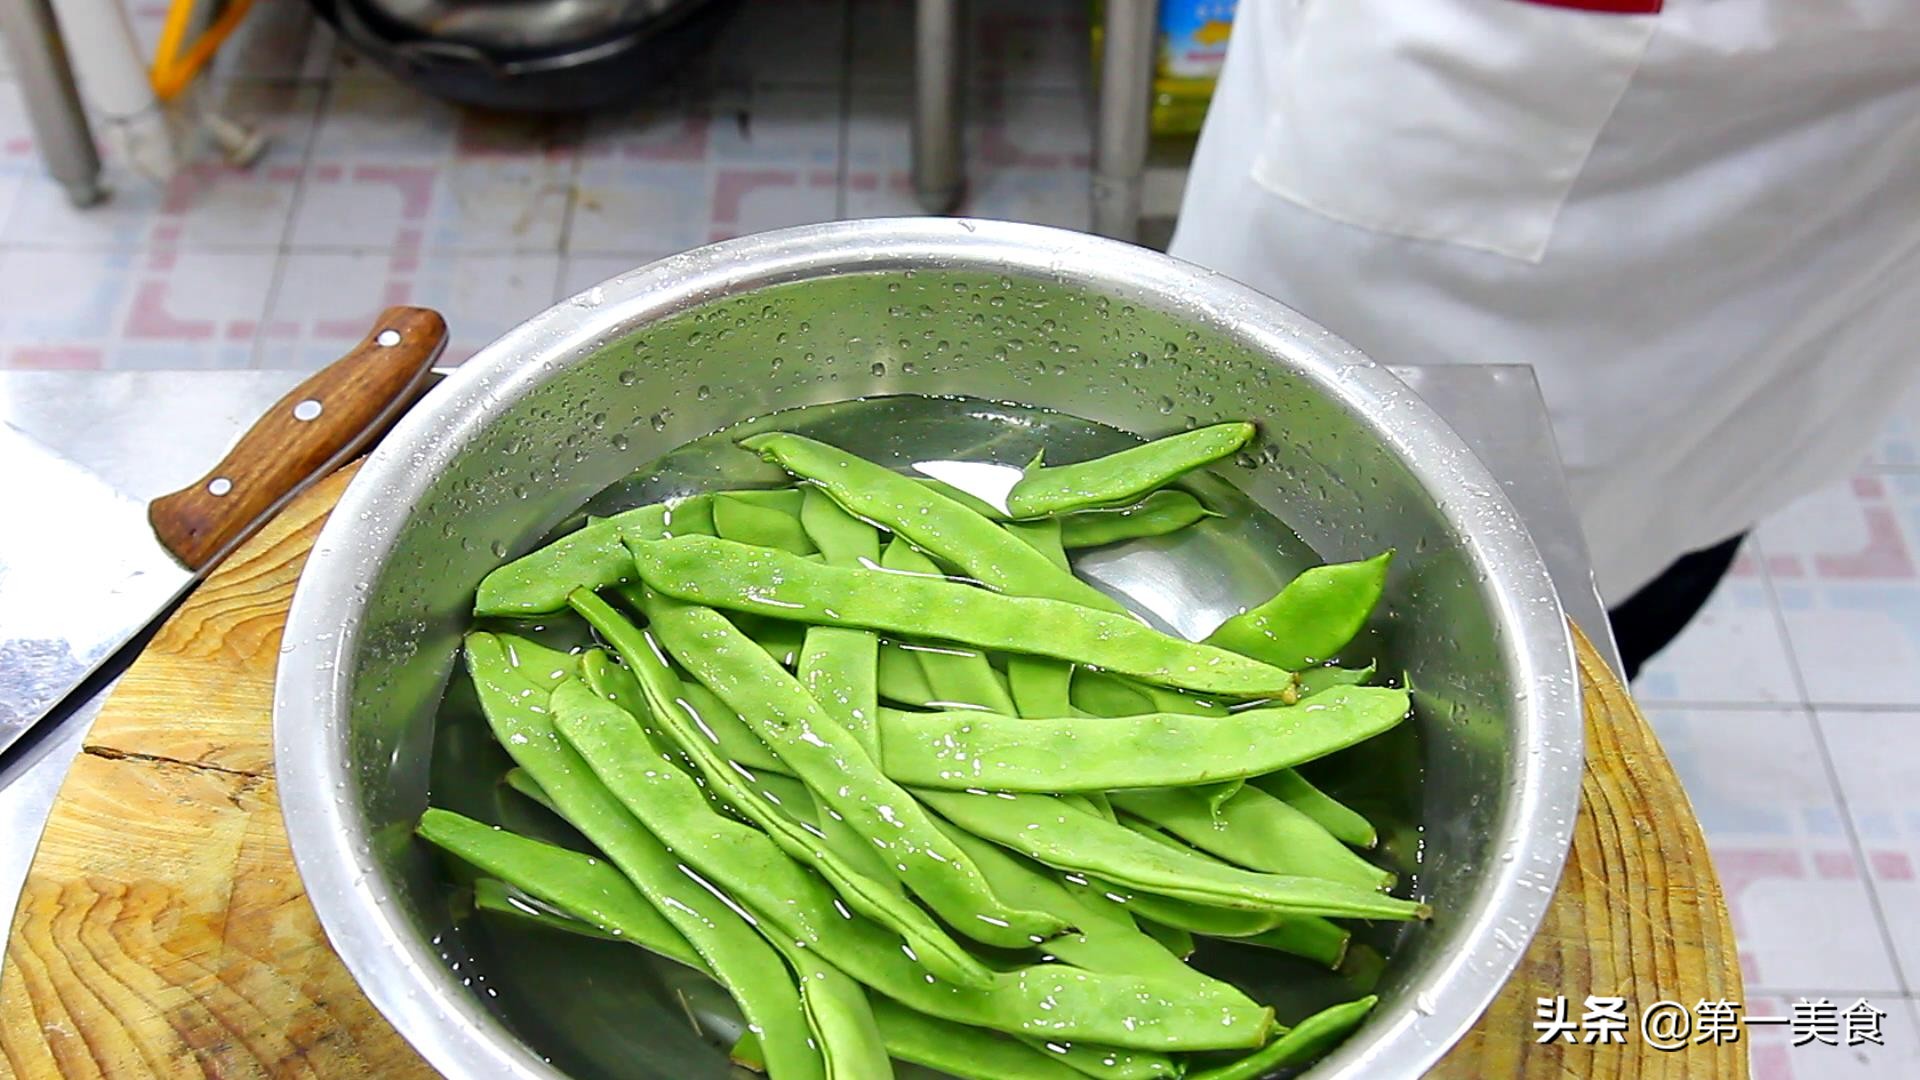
[148,307,448,571]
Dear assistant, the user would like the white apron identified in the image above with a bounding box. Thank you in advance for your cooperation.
[1170,0,1920,602]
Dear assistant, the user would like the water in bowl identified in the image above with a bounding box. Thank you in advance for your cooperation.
[426,393,1424,1079]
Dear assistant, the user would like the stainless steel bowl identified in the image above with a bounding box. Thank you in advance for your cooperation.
[275,218,1583,1079]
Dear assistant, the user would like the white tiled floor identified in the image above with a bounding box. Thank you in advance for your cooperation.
[2,2,1915,1073]
[1638,512,1920,1075]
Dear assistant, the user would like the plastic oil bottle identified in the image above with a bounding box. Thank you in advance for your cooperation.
[1091,1,1239,138]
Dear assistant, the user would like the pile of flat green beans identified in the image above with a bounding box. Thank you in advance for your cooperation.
[425,422,1425,1080]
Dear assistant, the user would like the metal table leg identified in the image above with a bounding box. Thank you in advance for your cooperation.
[913,0,964,214]
[1091,0,1154,242]
[0,0,105,206]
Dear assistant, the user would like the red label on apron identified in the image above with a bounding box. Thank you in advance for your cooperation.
[1513,0,1662,12]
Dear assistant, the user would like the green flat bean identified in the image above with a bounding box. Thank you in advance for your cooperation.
[629,587,1069,950]
[420,808,698,966]
[1071,669,1232,720]
[880,538,1019,713]
[462,634,822,1080]
[557,670,992,990]
[740,432,1125,613]
[796,626,884,746]
[750,997,1133,1080]
[876,641,939,706]
[1199,780,1244,815]
[799,488,882,563]
[1081,792,1119,823]
[663,493,715,536]
[927,816,1231,1000]
[1072,866,1349,968]
[472,486,811,617]
[867,998,1085,1080]
[1238,918,1350,969]
[585,645,783,789]
[474,492,723,616]
[916,791,1427,921]
[1059,490,1218,549]
[556,665,1268,1050]
[731,1032,767,1072]
[680,680,786,773]
[769,936,890,1080]
[1005,518,1071,572]
[1295,662,1375,698]
[1134,919,1194,960]
[1005,424,1254,518]
[1255,769,1377,850]
[798,489,884,756]
[722,488,807,515]
[913,476,1011,521]
[1109,786,1392,890]
[578,649,673,754]
[876,686,1410,791]
[569,590,993,988]
[1128,678,1230,716]
[1081,824,1347,961]
[715,492,818,556]
[739,613,809,668]
[1007,654,1074,717]
[1063,873,1287,940]
[627,535,1301,697]
[1002,518,1078,718]
[1015,1042,1175,1080]
[1098,814,1351,949]
[474,504,665,616]
[1057,793,1109,821]
[893,637,1016,713]
[472,877,620,943]
[1095,819,1361,964]
[446,824,1127,1077]
[504,766,556,813]
[1205,552,1392,671]
[1069,670,1155,716]
[753,771,903,894]
[1188,996,1377,1080]
[496,636,583,686]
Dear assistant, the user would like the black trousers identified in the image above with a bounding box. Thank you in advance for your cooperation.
[1607,533,1748,681]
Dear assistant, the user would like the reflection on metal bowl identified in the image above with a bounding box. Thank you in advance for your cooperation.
[275,218,1584,1079]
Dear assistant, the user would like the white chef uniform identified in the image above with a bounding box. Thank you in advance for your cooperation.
[1170,0,1920,601]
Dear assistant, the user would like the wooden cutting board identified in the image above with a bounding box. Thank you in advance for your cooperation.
[0,464,1745,1078]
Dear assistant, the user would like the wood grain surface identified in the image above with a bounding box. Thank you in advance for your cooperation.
[0,467,1744,1078]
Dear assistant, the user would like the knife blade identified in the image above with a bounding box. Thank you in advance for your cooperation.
[0,307,448,758]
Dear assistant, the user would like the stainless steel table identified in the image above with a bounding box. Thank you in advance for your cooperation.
[0,364,1616,941]
[0,0,105,205]
[911,0,1159,238]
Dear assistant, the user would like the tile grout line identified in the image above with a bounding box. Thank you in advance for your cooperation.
[1748,532,1816,724]
[1745,986,1919,1000]
[1805,707,1915,996]
[1635,698,1920,713]
[250,66,338,370]
[1750,536,1911,996]
[1762,514,1918,995]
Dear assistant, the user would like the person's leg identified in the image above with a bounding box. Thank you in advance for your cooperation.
[1608,533,1748,681]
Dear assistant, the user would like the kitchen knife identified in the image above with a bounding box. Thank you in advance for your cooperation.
[0,307,448,758]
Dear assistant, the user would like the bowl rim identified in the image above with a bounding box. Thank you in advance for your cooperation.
[274,217,1583,1080]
